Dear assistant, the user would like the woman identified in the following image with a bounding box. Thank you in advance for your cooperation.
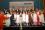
[0,11,8,30]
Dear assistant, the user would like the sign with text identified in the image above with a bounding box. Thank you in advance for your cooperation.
[9,1,34,10]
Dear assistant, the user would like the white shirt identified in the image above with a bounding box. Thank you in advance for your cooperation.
[16,14,20,23]
[6,14,11,18]
[14,14,17,20]
[25,14,29,23]
[39,14,44,23]
[22,13,26,22]
[32,13,37,22]
[5,14,11,27]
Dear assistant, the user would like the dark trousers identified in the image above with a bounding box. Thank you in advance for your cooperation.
[10,20,15,26]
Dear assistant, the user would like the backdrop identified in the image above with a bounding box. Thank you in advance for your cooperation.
[0,0,43,10]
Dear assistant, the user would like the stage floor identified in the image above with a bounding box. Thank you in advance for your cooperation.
[3,26,45,30]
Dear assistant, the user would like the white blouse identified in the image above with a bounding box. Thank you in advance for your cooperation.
[5,14,11,27]
[32,13,37,22]
[14,14,17,20]
[16,14,20,23]
[22,14,26,22]
[39,14,44,23]
[25,14,29,23]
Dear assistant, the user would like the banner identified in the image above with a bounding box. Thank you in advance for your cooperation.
[9,1,34,10]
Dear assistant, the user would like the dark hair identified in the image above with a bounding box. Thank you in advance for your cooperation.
[30,9,33,12]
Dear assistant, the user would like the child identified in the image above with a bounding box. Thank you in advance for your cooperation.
[39,11,44,25]
[25,11,29,26]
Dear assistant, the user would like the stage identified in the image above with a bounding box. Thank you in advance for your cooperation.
[3,26,45,30]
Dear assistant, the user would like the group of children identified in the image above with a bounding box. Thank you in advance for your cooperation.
[4,9,45,26]
[0,8,45,30]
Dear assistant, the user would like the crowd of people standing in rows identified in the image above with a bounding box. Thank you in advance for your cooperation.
[0,8,45,30]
